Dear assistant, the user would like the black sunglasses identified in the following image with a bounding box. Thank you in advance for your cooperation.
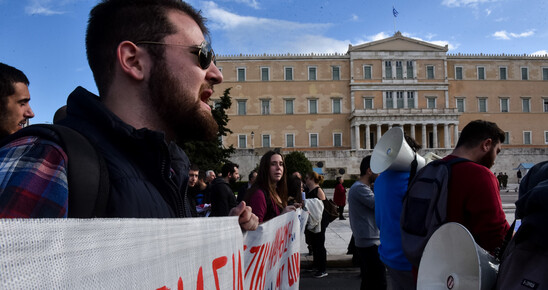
[135,40,216,69]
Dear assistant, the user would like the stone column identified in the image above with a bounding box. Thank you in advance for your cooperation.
[433,124,438,149]
[454,123,459,147]
[422,124,427,148]
[403,91,408,108]
[377,124,382,143]
[444,123,450,148]
[365,124,371,150]
[410,124,416,140]
[351,125,356,150]
[355,125,361,149]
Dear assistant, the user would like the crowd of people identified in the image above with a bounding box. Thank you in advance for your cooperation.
[0,0,545,289]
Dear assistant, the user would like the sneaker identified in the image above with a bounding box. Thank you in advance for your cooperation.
[313,271,328,278]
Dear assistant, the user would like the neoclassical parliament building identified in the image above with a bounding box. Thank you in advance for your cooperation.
[214,32,548,179]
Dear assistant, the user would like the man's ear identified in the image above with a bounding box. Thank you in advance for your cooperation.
[117,41,148,81]
[481,138,493,152]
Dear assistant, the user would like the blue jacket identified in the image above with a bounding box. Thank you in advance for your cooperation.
[61,87,193,218]
[374,170,412,271]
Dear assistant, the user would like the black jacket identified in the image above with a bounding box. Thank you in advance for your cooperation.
[60,87,194,217]
[209,177,237,216]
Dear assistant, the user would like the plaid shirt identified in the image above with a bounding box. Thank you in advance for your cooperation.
[0,136,68,218]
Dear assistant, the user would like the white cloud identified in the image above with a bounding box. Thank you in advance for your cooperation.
[441,0,500,8]
[367,32,391,42]
[25,0,65,15]
[202,1,347,54]
[493,31,510,40]
[351,14,359,22]
[493,30,535,40]
[530,50,548,56]
[485,8,491,16]
[232,0,260,9]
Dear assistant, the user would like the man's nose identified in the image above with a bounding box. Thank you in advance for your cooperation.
[25,106,35,118]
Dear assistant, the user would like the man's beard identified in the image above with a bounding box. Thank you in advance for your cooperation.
[479,149,496,169]
[147,58,218,142]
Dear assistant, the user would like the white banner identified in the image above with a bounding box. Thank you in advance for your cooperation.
[0,210,308,289]
[243,209,308,290]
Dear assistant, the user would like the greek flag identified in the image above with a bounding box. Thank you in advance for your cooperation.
[393,7,398,17]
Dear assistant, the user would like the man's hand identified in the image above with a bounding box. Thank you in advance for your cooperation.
[229,201,258,231]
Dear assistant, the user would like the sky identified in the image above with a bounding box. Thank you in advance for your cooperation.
[1,0,547,124]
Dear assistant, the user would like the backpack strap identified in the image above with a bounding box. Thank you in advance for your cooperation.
[0,124,109,218]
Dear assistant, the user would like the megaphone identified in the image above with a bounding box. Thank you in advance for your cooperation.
[371,127,425,174]
[417,223,499,290]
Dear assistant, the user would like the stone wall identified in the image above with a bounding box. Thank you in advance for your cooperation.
[229,148,548,183]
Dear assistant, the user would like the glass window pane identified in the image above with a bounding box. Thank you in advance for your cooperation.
[238,135,246,148]
[386,92,393,108]
[364,98,373,109]
[479,99,487,112]
[262,135,270,148]
[261,67,269,81]
[309,67,316,80]
[310,134,318,147]
[364,66,372,79]
[286,134,294,148]
[333,99,341,114]
[457,99,464,112]
[523,99,530,112]
[332,66,340,80]
[334,133,342,147]
[261,100,270,115]
[385,61,392,78]
[456,67,463,80]
[396,61,403,79]
[407,92,415,108]
[238,100,246,115]
[237,68,245,81]
[522,68,528,80]
[309,99,317,114]
[524,132,531,145]
[407,61,413,79]
[478,67,485,80]
[285,100,293,114]
[285,67,293,80]
[500,67,507,80]
[501,99,509,112]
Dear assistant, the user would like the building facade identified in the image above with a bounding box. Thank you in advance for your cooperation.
[213,32,548,179]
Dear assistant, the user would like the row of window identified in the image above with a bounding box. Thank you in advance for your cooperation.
[359,92,548,112]
[237,133,343,149]
[236,98,342,115]
[503,131,548,145]
[235,130,547,149]
[455,97,548,113]
[228,66,342,82]
[455,66,548,81]
[234,94,548,115]
[225,63,548,82]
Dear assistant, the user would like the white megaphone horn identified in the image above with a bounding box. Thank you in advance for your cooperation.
[418,223,499,290]
[371,127,426,174]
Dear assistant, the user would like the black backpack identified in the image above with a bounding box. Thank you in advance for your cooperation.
[0,124,109,218]
[495,161,548,289]
[400,157,468,267]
